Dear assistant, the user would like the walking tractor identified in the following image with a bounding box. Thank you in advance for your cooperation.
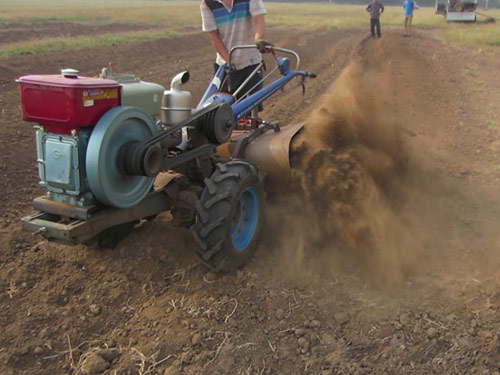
[18,45,316,271]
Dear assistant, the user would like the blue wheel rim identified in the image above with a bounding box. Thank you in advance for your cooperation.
[231,187,259,252]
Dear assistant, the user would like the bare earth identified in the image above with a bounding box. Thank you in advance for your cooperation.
[0,24,499,375]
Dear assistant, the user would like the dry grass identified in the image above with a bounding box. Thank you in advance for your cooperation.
[444,18,500,47]
[266,3,446,29]
[0,0,498,57]
[0,0,198,26]
[0,29,179,58]
[0,29,178,57]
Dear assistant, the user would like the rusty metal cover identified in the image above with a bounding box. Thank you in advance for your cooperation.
[244,123,304,186]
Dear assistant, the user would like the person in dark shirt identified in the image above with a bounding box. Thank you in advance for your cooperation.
[366,0,384,38]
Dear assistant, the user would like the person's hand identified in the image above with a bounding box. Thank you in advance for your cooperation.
[255,39,273,53]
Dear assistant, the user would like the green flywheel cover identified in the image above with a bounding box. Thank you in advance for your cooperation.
[86,106,158,208]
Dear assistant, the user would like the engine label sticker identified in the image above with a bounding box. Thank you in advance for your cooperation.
[82,88,119,101]
[83,99,94,107]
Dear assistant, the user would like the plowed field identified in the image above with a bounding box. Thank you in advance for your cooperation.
[1,24,499,375]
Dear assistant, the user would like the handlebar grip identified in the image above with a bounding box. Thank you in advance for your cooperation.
[306,72,317,79]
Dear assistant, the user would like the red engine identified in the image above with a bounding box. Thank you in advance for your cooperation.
[18,70,121,134]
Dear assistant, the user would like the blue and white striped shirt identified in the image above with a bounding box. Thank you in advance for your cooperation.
[201,0,267,70]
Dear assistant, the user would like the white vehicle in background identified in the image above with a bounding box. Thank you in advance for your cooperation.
[435,0,478,22]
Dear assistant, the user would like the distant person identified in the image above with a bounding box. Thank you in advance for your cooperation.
[200,0,269,100]
[403,0,419,37]
[366,0,384,39]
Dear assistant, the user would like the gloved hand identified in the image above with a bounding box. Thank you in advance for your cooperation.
[255,39,273,53]
[225,64,236,74]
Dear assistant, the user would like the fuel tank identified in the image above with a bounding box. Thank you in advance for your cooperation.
[17,69,120,134]
[100,69,165,120]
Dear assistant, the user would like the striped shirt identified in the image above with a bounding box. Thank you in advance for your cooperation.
[201,0,267,70]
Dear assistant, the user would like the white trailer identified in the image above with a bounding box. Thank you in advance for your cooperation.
[435,0,478,22]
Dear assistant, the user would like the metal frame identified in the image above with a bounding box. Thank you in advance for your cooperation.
[22,186,174,244]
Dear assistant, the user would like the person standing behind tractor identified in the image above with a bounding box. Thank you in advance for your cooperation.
[366,0,384,39]
[403,0,419,37]
[200,0,269,99]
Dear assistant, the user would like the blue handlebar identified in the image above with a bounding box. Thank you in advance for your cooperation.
[197,48,316,121]
[231,69,312,121]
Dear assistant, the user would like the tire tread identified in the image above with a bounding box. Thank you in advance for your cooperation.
[191,160,264,271]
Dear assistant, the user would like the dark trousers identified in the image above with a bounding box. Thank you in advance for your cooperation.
[214,63,263,100]
[214,63,264,111]
[370,18,381,38]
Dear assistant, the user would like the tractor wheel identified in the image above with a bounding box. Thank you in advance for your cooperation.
[191,160,265,271]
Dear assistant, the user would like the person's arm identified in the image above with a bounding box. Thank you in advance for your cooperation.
[380,4,384,13]
[254,14,265,42]
[414,1,419,9]
[208,30,230,64]
[250,0,267,41]
[201,0,230,64]
[367,4,372,12]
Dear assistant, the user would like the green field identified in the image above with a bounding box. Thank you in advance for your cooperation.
[0,0,498,57]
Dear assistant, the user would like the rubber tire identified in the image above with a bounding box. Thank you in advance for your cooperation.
[191,160,265,271]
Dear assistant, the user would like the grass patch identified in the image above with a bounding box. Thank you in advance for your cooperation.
[3,16,109,25]
[0,0,498,57]
[464,65,477,77]
[0,29,179,58]
[491,164,500,172]
[265,4,445,30]
[443,10,500,48]
[0,1,448,29]
[486,119,498,128]
[0,0,200,26]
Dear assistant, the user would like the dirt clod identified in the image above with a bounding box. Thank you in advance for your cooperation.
[297,337,310,353]
[89,304,101,316]
[33,346,43,355]
[426,327,438,340]
[96,349,120,363]
[275,308,285,320]
[191,333,202,346]
[333,313,350,326]
[79,352,110,375]
[163,364,181,375]
[399,313,410,326]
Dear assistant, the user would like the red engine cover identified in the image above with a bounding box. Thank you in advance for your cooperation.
[18,74,121,134]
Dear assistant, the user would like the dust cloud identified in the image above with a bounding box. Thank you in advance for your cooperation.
[263,36,500,292]
[268,61,427,290]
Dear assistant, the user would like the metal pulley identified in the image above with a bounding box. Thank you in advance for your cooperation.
[117,102,232,182]
[199,103,234,144]
[86,107,159,208]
